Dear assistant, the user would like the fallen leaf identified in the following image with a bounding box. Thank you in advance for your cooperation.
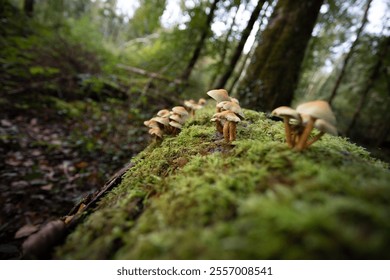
[11,181,29,188]
[1,119,12,127]
[40,184,53,191]
[22,220,65,259]
[15,224,39,239]
[75,161,88,169]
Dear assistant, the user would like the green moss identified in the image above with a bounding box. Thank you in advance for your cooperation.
[56,105,390,259]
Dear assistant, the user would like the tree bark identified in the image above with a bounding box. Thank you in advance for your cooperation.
[346,36,390,136]
[215,0,267,89]
[328,0,373,105]
[24,0,34,17]
[235,0,324,111]
[180,0,220,82]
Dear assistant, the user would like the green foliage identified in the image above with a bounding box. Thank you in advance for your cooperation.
[126,0,167,39]
[56,105,390,259]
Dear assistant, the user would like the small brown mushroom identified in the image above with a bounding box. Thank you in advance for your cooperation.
[295,100,337,151]
[184,100,203,117]
[157,109,171,118]
[271,106,302,147]
[169,120,182,135]
[211,110,241,142]
[198,98,207,106]
[206,89,231,103]
[216,100,245,119]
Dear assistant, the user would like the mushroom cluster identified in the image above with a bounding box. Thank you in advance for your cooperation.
[272,100,337,151]
[184,98,207,117]
[207,89,244,143]
[144,106,189,140]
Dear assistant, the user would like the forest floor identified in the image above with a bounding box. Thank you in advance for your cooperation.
[0,98,149,259]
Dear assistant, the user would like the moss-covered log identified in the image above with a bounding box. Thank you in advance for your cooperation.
[56,105,390,259]
[236,0,324,111]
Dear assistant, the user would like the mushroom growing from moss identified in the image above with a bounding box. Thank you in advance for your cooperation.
[271,106,302,147]
[144,119,164,140]
[211,110,241,143]
[271,101,337,151]
[216,100,245,119]
[169,106,189,135]
[295,100,337,151]
[207,89,231,104]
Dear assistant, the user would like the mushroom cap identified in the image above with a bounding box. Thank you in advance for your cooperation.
[169,114,186,124]
[207,89,231,103]
[314,119,338,136]
[157,109,171,118]
[272,106,302,123]
[198,98,207,105]
[172,106,189,117]
[169,121,182,129]
[212,110,241,123]
[149,127,163,138]
[144,119,159,128]
[184,100,196,108]
[151,116,170,126]
[296,101,336,126]
[230,97,239,104]
[216,101,245,119]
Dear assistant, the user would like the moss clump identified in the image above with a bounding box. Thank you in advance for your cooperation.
[56,105,390,259]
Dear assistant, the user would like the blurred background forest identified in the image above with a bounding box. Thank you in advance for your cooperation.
[0,0,389,258]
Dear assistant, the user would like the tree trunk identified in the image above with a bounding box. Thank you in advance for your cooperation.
[215,0,267,89]
[235,0,324,111]
[24,0,34,17]
[180,0,220,82]
[209,3,241,88]
[328,0,373,105]
[346,36,390,136]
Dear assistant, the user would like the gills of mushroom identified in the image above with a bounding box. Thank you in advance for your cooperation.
[271,106,301,148]
[294,100,336,151]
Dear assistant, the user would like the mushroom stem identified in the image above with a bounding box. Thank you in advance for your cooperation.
[229,122,237,142]
[295,117,315,151]
[305,131,325,148]
[283,117,293,147]
[223,121,230,142]
[216,121,224,133]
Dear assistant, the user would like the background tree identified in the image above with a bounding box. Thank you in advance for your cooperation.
[235,0,324,111]
[328,0,373,105]
[215,0,267,89]
[180,0,220,82]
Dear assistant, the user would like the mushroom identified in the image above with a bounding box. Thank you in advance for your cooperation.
[169,106,189,135]
[271,106,302,147]
[171,106,189,120]
[198,98,207,106]
[206,89,231,104]
[144,119,164,140]
[184,99,203,117]
[295,100,337,151]
[157,109,171,118]
[211,110,241,143]
[169,120,183,135]
[148,127,163,140]
[216,100,245,119]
